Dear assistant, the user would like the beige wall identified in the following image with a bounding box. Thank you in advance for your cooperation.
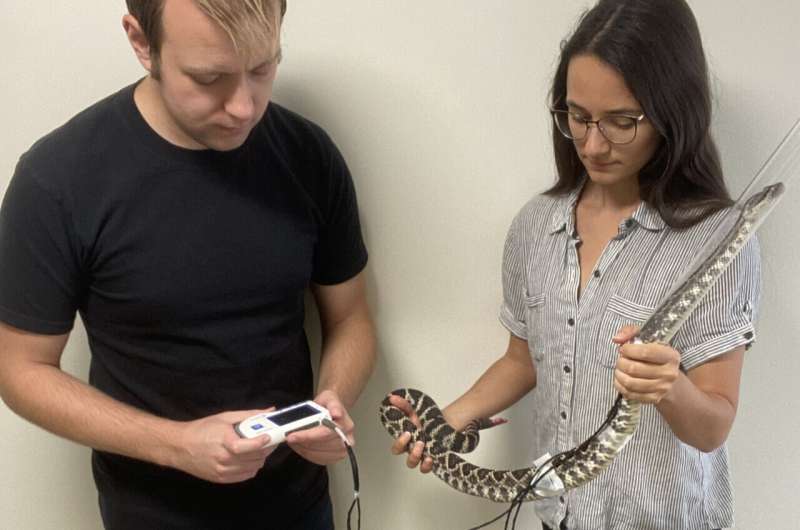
[2,1,798,528]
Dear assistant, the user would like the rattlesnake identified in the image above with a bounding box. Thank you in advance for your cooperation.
[380,182,784,502]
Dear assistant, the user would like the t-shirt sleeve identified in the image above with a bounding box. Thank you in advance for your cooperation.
[310,138,368,285]
[0,158,82,334]
[499,212,528,339]
[672,236,761,371]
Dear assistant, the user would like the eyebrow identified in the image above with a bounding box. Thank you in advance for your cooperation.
[565,99,643,116]
[185,48,283,76]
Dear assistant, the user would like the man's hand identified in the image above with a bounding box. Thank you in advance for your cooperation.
[286,390,353,465]
[173,409,276,484]
[612,325,681,404]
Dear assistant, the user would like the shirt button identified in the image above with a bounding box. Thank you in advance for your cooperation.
[567,318,575,327]
[563,365,571,374]
[560,411,567,420]
[559,496,565,504]
[744,331,754,340]
[593,270,601,278]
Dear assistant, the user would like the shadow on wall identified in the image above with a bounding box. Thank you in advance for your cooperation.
[286,79,544,530]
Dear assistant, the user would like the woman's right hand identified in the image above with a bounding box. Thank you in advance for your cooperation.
[387,394,434,473]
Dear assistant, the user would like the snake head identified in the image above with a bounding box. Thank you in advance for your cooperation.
[741,182,785,221]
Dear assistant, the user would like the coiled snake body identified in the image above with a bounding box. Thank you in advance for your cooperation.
[380,183,784,503]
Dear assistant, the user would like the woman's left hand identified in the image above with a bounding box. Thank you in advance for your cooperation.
[612,325,681,404]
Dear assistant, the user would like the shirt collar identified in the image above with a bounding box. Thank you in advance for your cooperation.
[548,182,584,235]
[628,200,667,232]
[548,178,667,236]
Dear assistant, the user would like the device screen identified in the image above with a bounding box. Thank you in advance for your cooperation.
[269,404,319,426]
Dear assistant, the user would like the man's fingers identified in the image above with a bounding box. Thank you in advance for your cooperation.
[326,402,346,421]
[286,425,338,445]
[220,408,275,425]
[225,434,271,454]
[313,390,349,424]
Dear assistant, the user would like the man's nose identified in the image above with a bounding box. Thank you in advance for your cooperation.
[225,77,256,122]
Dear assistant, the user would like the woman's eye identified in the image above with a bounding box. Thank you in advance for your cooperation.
[607,117,635,129]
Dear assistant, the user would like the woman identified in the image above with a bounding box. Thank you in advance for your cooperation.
[389,0,760,528]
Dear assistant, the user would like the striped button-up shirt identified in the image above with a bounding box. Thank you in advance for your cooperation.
[500,184,760,530]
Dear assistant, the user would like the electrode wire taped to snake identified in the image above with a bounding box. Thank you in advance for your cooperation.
[468,396,625,530]
[380,117,798,529]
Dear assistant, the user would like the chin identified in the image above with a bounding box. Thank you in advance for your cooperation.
[200,132,251,152]
[585,167,637,187]
[586,170,619,184]
[209,139,248,152]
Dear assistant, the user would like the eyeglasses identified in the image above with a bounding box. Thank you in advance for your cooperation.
[550,109,646,145]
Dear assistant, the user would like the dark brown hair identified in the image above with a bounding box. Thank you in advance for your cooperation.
[547,0,732,228]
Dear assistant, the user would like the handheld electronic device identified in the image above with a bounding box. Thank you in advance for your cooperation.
[234,400,331,446]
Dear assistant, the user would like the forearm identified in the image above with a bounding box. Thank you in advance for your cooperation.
[655,371,737,452]
[316,309,376,408]
[444,347,536,431]
[1,359,183,467]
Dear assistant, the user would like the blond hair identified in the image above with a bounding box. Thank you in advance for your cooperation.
[126,0,286,76]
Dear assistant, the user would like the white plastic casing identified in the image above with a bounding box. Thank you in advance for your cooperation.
[234,401,331,446]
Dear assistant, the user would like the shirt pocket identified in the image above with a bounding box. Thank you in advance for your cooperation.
[524,291,547,361]
[596,294,655,368]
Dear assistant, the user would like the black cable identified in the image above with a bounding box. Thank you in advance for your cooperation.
[345,443,361,530]
[468,394,625,529]
[467,506,515,530]
[320,418,361,530]
[346,489,361,530]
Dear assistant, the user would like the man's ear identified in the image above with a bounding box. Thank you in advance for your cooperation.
[122,14,154,73]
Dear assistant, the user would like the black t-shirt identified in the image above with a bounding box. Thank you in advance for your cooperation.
[0,82,367,528]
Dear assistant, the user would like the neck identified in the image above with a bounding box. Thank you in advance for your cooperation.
[134,77,204,150]
[579,178,641,213]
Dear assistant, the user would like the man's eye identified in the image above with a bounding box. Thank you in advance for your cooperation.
[191,74,219,86]
[251,63,276,77]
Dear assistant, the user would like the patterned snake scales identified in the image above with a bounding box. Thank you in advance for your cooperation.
[380,183,785,503]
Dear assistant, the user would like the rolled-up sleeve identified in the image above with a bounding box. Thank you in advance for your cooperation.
[499,212,529,339]
[673,237,761,370]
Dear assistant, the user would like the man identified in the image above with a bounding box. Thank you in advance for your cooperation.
[0,1,375,528]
